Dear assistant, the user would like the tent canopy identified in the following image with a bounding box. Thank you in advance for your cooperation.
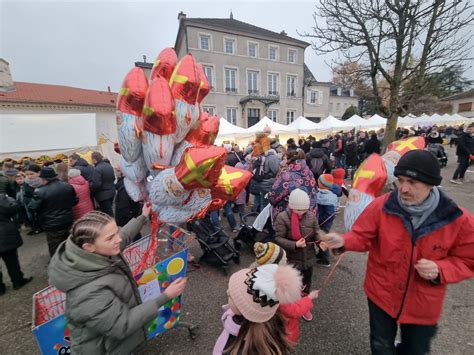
[246,116,296,134]
[217,117,250,137]
[318,115,347,131]
[287,116,325,133]
[344,114,371,129]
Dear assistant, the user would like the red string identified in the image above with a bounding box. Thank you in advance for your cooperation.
[317,252,345,292]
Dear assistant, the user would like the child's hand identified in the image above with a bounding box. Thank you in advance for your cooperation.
[164,277,187,299]
[142,202,152,217]
[295,238,306,248]
[308,290,320,300]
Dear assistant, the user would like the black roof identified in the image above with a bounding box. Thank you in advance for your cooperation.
[182,18,310,48]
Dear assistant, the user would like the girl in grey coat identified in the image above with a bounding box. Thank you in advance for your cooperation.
[49,205,187,354]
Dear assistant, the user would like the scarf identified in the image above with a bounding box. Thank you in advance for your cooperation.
[397,187,440,230]
[25,176,43,188]
[290,210,304,241]
[213,304,242,355]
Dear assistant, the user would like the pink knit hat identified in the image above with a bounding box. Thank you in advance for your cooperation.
[228,264,302,323]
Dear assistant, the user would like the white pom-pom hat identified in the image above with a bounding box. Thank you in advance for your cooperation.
[227,264,302,323]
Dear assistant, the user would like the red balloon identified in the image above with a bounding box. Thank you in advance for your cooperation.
[352,153,387,197]
[386,136,425,156]
[185,111,220,146]
[211,165,253,201]
[174,146,227,190]
[114,142,121,155]
[196,64,211,104]
[150,48,178,82]
[206,198,226,211]
[169,54,201,105]
[117,67,148,117]
[142,77,176,135]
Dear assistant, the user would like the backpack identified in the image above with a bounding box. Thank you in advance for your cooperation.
[310,157,325,178]
[252,155,269,182]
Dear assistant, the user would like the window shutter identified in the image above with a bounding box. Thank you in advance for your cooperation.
[319,91,324,105]
[307,90,311,104]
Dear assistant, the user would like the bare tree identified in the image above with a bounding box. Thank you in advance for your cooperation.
[302,0,473,146]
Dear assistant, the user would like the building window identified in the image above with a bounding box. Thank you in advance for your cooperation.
[225,68,237,93]
[286,110,296,124]
[307,90,319,104]
[203,65,214,89]
[350,88,354,97]
[202,106,216,115]
[269,46,278,60]
[337,87,342,96]
[288,49,296,63]
[224,38,235,54]
[329,102,334,111]
[336,103,341,111]
[268,73,279,95]
[248,42,258,57]
[226,107,237,125]
[458,102,472,112]
[247,70,259,95]
[268,110,278,122]
[287,75,297,97]
[199,35,210,50]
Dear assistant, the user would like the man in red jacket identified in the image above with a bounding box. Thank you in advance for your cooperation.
[322,149,473,355]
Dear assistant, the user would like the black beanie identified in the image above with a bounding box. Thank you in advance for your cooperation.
[394,150,442,186]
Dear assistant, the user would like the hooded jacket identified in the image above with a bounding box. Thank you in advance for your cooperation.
[49,215,169,354]
[306,147,330,177]
[90,160,116,202]
[343,190,473,325]
[69,175,94,221]
[72,158,94,183]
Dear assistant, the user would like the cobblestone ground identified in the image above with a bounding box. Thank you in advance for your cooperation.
[0,146,472,354]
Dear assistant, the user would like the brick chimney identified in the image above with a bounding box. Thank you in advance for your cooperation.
[280,30,287,36]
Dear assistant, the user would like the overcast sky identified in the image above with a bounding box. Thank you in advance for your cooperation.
[1,0,473,92]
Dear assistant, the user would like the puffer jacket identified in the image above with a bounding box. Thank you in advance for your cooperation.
[344,189,474,325]
[29,179,78,231]
[279,296,314,344]
[267,160,317,222]
[305,147,330,177]
[274,209,319,269]
[69,175,94,221]
[90,160,116,202]
[49,215,169,354]
[0,194,23,253]
[72,158,94,182]
[258,149,282,194]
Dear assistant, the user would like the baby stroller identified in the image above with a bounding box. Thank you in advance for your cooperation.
[427,143,448,168]
[234,207,275,251]
[187,215,240,274]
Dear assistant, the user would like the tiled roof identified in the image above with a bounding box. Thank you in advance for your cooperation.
[441,88,474,101]
[0,82,117,107]
[183,18,310,47]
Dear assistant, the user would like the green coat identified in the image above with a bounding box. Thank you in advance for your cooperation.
[49,215,168,354]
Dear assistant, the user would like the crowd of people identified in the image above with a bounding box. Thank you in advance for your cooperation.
[0,121,473,354]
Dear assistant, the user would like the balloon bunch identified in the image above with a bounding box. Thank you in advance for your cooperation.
[116,48,252,223]
[344,136,426,231]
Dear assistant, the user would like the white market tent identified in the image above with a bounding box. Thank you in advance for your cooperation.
[344,114,372,129]
[318,115,347,131]
[217,117,251,138]
[366,114,387,127]
[245,116,297,135]
[287,116,326,134]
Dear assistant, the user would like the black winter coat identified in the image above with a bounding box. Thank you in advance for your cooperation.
[29,179,78,231]
[344,142,359,166]
[90,161,116,202]
[114,177,142,227]
[456,132,474,157]
[72,158,94,182]
[0,194,23,253]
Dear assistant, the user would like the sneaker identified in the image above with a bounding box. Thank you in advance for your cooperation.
[317,259,331,268]
[450,179,462,185]
[13,277,33,290]
[302,310,313,321]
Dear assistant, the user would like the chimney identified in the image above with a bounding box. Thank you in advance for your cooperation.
[107,86,111,93]
[0,58,15,92]
[280,30,287,36]
[178,11,186,21]
[230,11,234,20]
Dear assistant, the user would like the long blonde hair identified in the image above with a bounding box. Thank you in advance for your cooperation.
[225,312,292,355]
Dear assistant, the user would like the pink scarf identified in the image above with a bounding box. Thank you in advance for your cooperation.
[290,210,303,241]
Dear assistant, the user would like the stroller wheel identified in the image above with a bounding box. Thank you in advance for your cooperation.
[233,254,240,265]
[234,239,242,251]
